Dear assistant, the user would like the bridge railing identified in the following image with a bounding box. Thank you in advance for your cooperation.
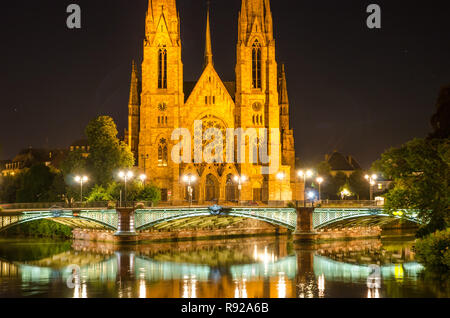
[316,200,382,208]
[0,201,112,210]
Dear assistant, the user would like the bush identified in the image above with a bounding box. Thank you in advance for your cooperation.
[87,185,112,202]
[136,184,161,204]
[415,228,450,272]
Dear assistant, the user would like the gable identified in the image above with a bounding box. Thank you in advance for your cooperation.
[184,64,236,108]
[150,13,173,46]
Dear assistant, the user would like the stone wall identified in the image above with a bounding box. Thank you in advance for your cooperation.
[316,226,382,241]
[72,218,287,243]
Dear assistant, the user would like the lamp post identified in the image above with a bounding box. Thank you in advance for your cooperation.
[365,174,378,201]
[74,176,88,203]
[276,172,285,205]
[183,175,197,207]
[118,171,134,207]
[297,170,314,207]
[340,188,351,200]
[316,177,324,201]
[234,175,247,204]
[139,174,147,185]
[307,191,316,207]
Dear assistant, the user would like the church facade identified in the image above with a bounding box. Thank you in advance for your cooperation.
[126,0,302,205]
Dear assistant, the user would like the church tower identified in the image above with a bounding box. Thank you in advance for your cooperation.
[235,0,293,201]
[138,0,184,201]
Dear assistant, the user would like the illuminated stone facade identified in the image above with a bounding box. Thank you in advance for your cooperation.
[126,0,301,204]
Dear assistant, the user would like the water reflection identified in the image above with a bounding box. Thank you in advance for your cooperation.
[0,236,447,298]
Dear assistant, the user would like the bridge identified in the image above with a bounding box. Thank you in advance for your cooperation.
[0,206,421,242]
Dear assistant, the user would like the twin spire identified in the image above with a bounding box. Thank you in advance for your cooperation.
[204,0,213,68]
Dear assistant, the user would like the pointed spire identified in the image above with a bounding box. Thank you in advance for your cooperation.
[279,64,289,106]
[204,0,213,68]
[129,60,140,106]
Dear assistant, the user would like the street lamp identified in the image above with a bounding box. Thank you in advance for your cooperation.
[365,174,378,201]
[74,175,88,203]
[297,169,314,207]
[118,170,134,206]
[139,174,147,185]
[183,175,197,207]
[276,172,285,203]
[316,177,324,201]
[340,188,351,200]
[234,175,247,204]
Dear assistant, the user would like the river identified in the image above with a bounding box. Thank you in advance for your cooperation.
[0,234,448,298]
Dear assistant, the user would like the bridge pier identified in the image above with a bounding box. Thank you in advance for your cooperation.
[114,208,138,244]
[293,207,318,242]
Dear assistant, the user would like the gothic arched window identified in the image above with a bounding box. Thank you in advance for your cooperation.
[158,138,168,167]
[252,40,262,89]
[158,47,167,89]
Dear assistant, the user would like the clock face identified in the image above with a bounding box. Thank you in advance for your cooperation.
[252,102,262,112]
[158,103,167,111]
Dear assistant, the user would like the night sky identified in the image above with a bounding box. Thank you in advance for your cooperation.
[1,0,449,168]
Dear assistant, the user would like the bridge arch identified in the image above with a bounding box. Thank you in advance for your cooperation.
[135,208,297,232]
[313,208,422,230]
[0,211,118,233]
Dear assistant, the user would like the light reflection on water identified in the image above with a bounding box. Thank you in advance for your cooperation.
[0,236,447,298]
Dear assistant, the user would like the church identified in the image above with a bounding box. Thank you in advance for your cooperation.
[125,0,302,205]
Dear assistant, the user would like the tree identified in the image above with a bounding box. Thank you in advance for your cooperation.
[373,138,449,237]
[316,161,332,177]
[0,175,21,203]
[323,172,348,200]
[314,161,333,199]
[86,185,112,202]
[430,84,450,139]
[349,170,369,200]
[15,164,59,203]
[137,184,161,204]
[85,116,134,186]
[60,149,88,176]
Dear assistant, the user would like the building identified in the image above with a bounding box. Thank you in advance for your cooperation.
[125,0,300,204]
[373,177,392,195]
[325,151,362,177]
[1,148,50,176]
[1,148,67,177]
[69,139,90,158]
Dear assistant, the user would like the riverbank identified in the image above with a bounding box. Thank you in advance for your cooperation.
[71,226,384,243]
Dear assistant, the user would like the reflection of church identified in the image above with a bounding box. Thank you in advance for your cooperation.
[126,0,302,204]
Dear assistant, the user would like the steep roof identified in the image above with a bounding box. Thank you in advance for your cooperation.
[223,82,236,101]
[326,151,358,171]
